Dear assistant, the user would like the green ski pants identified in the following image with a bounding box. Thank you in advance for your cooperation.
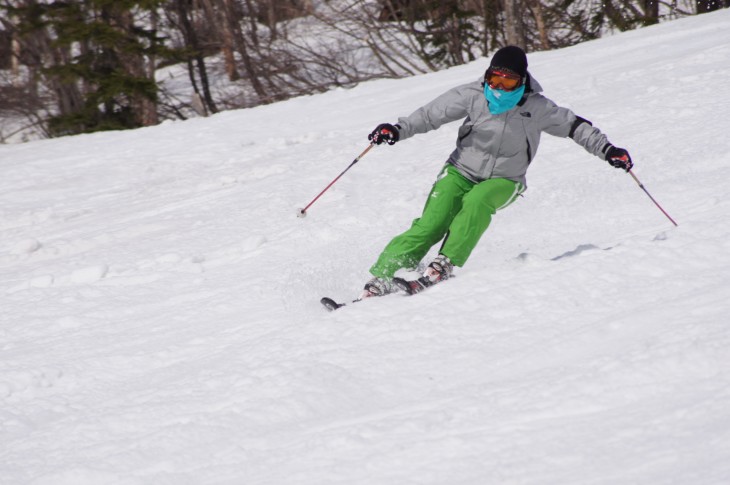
[370,165,524,279]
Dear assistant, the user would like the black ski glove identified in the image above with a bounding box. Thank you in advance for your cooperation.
[605,145,633,172]
[368,123,400,145]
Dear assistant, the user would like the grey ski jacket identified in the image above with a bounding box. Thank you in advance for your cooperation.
[395,74,611,187]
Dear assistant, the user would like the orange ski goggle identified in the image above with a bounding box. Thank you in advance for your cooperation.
[485,68,523,91]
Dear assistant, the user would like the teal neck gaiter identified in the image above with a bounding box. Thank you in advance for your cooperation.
[484,84,526,115]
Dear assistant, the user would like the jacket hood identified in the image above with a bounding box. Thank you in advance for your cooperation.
[526,72,543,93]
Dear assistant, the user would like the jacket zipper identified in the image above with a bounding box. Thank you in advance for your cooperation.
[489,114,510,178]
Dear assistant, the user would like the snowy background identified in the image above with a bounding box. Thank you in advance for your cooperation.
[2,9,730,485]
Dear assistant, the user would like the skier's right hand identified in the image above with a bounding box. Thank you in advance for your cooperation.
[605,145,633,172]
[368,123,400,145]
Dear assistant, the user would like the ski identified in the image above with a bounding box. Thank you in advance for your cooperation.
[393,276,431,295]
[320,297,348,311]
[321,279,390,311]
[393,274,453,295]
[321,296,367,311]
[320,288,395,311]
[321,274,450,311]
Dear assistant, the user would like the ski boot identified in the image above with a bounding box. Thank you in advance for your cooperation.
[360,276,396,299]
[393,254,453,295]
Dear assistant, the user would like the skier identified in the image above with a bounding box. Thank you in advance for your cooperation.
[362,45,633,297]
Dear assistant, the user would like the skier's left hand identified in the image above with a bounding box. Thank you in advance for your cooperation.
[605,145,633,172]
[368,123,400,145]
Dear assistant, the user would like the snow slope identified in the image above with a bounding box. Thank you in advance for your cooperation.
[2,10,730,485]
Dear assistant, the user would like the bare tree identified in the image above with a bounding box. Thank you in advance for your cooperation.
[168,0,219,114]
[0,0,708,142]
[502,0,526,48]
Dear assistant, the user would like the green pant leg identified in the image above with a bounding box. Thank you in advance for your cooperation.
[440,177,523,267]
[370,166,473,279]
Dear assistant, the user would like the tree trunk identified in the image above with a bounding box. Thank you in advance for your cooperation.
[49,41,84,119]
[174,0,218,113]
[219,0,269,101]
[696,0,727,12]
[144,8,160,125]
[117,8,159,126]
[267,0,278,40]
[11,28,21,87]
[530,0,550,50]
[201,0,239,81]
[475,0,502,55]
[502,0,526,49]
[643,0,659,25]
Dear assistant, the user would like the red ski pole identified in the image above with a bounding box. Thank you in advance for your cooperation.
[628,169,678,227]
[297,143,375,218]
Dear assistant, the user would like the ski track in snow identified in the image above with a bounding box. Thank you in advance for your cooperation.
[2,11,730,485]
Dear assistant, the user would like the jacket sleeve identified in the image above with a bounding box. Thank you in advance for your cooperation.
[395,83,474,141]
[536,95,611,160]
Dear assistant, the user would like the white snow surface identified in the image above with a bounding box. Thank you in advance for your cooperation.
[2,11,730,485]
